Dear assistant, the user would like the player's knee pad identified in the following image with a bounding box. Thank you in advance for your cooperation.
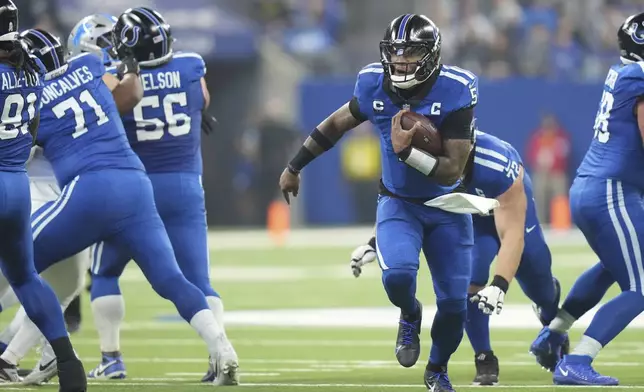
[436,297,467,314]
[381,268,416,292]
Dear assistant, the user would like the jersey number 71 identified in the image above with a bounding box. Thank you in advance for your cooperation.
[52,90,109,139]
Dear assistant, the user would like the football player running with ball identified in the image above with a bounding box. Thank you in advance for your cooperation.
[530,12,644,386]
[280,14,480,392]
[352,130,568,385]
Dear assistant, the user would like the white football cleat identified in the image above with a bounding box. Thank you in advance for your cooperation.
[22,342,57,385]
[212,336,239,386]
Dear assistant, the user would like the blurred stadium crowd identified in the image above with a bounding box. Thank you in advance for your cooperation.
[239,0,641,81]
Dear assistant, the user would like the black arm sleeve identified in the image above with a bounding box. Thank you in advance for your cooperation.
[439,106,474,140]
[349,96,368,123]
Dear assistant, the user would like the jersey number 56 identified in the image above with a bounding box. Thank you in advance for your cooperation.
[133,93,191,141]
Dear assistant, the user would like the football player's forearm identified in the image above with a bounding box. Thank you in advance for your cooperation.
[288,103,364,173]
[495,232,524,284]
[433,139,472,185]
[113,74,143,114]
[28,113,40,145]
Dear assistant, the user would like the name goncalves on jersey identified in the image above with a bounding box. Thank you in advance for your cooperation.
[1,70,40,90]
[141,71,182,92]
[41,66,93,105]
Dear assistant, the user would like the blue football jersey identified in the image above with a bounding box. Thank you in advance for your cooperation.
[37,53,144,187]
[466,130,539,228]
[0,59,44,172]
[353,63,478,199]
[108,52,206,174]
[577,62,644,189]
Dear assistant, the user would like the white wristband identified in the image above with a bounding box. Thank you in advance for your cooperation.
[403,147,438,176]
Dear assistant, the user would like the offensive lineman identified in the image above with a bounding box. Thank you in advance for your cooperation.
[86,7,236,384]
[530,12,644,386]
[280,14,478,391]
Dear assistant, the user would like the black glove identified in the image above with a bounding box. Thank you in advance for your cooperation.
[201,110,218,135]
[117,56,140,80]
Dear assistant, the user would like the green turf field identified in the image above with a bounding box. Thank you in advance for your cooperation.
[6,232,644,391]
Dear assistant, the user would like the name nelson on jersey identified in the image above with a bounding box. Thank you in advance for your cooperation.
[41,65,93,105]
[1,69,40,90]
[140,71,181,91]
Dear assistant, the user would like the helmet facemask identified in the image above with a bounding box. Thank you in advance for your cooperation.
[380,38,441,89]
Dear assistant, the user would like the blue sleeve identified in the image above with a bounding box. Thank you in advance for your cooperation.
[352,63,383,121]
[472,144,519,198]
[175,52,206,82]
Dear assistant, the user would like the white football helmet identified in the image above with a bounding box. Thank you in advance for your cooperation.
[67,14,118,66]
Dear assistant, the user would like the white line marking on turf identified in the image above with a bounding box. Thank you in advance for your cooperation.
[165,372,280,377]
[84,381,644,389]
[80,357,642,368]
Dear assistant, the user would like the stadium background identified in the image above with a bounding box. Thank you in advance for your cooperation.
[11,1,644,391]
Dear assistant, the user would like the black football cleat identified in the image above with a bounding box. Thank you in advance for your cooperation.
[395,300,422,368]
[0,358,20,382]
[472,351,499,385]
[424,365,455,392]
[57,358,86,392]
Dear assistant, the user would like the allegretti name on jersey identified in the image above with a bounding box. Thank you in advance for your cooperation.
[140,71,181,92]
[1,70,40,90]
[41,66,94,105]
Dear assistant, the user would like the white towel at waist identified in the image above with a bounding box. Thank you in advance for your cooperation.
[423,192,500,216]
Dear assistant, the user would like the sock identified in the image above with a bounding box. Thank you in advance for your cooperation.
[561,262,615,320]
[429,309,466,366]
[549,309,576,333]
[0,306,26,345]
[0,289,18,312]
[189,309,226,357]
[571,335,602,359]
[2,315,49,364]
[584,291,644,346]
[382,269,419,316]
[206,296,225,329]
[11,275,67,342]
[465,294,491,354]
[91,295,125,352]
[49,336,77,362]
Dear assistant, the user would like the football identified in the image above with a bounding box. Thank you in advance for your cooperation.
[400,111,443,155]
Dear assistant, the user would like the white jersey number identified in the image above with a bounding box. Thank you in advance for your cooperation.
[133,93,191,141]
[593,91,614,144]
[0,93,38,140]
[52,90,109,139]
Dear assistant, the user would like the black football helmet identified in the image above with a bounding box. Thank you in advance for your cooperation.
[20,29,65,73]
[380,14,441,90]
[0,0,18,50]
[112,7,173,66]
[618,12,644,64]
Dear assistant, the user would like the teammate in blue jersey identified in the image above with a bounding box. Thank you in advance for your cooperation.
[85,7,235,383]
[280,14,477,391]
[7,27,238,385]
[529,13,644,386]
[0,2,87,390]
[351,130,567,385]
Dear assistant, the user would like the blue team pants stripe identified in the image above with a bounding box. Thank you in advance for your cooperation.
[606,179,644,294]
[91,241,105,274]
[31,176,79,240]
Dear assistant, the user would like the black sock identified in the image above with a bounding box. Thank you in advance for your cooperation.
[50,337,76,362]
[426,362,447,373]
